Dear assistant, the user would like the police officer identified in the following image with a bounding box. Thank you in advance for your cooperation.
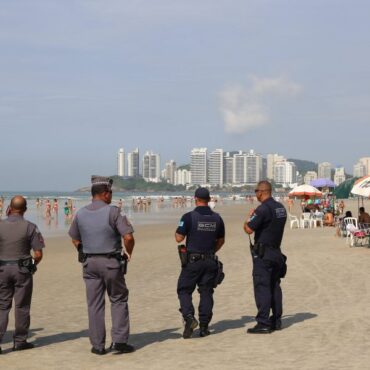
[0,196,44,353]
[243,180,287,333]
[175,187,225,338]
[69,176,135,355]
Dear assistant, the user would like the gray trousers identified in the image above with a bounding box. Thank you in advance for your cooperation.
[83,256,130,350]
[0,265,33,345]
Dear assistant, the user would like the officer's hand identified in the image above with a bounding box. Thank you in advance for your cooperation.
[124,251,131,262]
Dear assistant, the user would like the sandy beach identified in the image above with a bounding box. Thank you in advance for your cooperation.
[1,200,370,370]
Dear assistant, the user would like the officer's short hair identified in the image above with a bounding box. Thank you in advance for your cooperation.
[91,184,112,197]
[257,180,272,193]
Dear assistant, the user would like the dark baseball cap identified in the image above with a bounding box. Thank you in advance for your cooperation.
[194,187,210,200]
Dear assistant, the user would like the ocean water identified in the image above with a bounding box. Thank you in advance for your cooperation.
[0,191,247,237]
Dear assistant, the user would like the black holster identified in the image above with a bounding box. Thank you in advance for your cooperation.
[77,244,87,263]
[116,253,128,275]
[250,242,265,259]
[280,253,287,278]
[18,257,37,274]
[213,256,225,288]
[178,244,188,267]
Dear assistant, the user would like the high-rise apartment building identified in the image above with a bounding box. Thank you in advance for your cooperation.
[318,162,332,179]
[127,148,140,177]
[164,160,176,184]
[334,166,346,186]
[175,169,191,186]
[208,149,223,187]
[267,154,285,180]
[223,152,235,185]
[190,148,207,185]
[359,157,370,175]
[142,151,160,182]
[304,171,317,185]
[233,151,246,184]
[246,150,262,184]
[274,161,297,185]
[353,162,366,178]
[117,148,125,177]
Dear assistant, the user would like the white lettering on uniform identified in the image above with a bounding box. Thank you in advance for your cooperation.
[197,222,217,232]
[275,208,287,218]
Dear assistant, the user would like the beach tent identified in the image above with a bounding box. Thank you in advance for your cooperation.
[333,178,358,199]
[288,184,322,199]
[310,178,336,188]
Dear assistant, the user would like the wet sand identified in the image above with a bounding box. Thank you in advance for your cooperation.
[1,200,370,369]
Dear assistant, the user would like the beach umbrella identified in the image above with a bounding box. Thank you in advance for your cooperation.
[310,178,336,188]
[289,184,322,199]
[350,175,370,198]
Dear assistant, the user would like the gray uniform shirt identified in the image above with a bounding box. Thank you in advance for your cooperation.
[68,200,134,241]
[0,215,45,260]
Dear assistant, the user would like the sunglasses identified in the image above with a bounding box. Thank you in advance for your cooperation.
[254,189,267,193]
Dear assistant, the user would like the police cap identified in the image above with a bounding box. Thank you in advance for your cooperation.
[194,187,210,201]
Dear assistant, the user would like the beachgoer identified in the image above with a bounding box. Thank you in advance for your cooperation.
[68,176,135,355]
[243,181,287,333]
[175,187,225,338]
[52,199,58,213]
[323,210,335,226]
[358,207,370,225]
[0,196,45,352]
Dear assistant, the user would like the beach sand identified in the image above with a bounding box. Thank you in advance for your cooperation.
[1,200,370,369]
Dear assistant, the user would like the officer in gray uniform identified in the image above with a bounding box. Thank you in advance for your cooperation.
[69,176,135,355]
[0,196,44,353]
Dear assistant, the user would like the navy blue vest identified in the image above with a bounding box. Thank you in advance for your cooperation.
[186,210,221,253]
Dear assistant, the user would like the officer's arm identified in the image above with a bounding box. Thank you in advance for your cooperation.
[33,250,43,265]
[215,238,225,252]
[123,233,135,259]
[175,233,185,243]
[243,222,254,235]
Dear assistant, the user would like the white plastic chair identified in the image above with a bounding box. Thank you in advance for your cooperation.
[289,214,299,229]
[344,218,359,245]
[300,213,315,229]
[314,213,324,228]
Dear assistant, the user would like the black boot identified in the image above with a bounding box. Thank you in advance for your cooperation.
[199,323,210,337]
[183,315,198,339]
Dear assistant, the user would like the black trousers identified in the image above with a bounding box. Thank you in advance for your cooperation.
[177,258,218,324]
[252,247,285,326]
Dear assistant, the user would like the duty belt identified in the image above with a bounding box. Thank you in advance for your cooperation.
[85,252,121,258]
[0,259,19,266]
[188,253,215,262]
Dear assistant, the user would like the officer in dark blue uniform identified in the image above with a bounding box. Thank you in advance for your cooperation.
[243,181,287,334]
[175,188,225,339]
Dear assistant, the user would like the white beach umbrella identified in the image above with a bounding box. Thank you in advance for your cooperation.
[351,175,370,198]
[288,184,322,199]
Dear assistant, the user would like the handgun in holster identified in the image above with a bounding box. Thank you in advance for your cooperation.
[18,257,37,274]
[77,244,87,263]
[178,244,188,267]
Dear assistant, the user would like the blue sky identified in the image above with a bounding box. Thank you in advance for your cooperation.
[1,0,369,190]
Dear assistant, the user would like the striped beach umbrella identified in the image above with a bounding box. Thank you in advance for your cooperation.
[289,184,322,199]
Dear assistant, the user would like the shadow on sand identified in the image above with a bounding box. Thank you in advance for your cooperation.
[281,312,317,329]
[130,327,182,350]
[210,315,255,334]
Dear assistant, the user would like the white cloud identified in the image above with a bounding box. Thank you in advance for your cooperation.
[220,75,302,134]
[250,76,302,96]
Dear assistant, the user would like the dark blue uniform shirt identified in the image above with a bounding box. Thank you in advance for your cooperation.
[247,197,287,248]
[176,206,225,252]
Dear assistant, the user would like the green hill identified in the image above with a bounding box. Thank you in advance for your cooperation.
[287,158,317,175]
